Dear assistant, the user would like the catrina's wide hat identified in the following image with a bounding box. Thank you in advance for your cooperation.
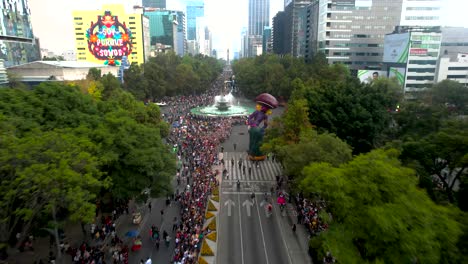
[255,93,278,109]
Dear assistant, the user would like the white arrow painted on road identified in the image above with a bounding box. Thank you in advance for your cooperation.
[242,199,254,217]
[224,199,235,216]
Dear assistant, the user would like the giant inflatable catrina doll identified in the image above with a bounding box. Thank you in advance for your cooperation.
[247,93,278,161]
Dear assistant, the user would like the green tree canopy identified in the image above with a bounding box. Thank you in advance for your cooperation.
[0,82,175,244]
[300,149,462,264]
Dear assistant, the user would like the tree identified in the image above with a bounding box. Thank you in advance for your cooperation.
[100,73,121,99]
[400,119,468,205]
[0,126,105,247]
[263,94,352,181]
[86,68,102,81]
[429,80,468,115]
[300,149,462,263]
[123,63,148,101]
[305,75,402,153]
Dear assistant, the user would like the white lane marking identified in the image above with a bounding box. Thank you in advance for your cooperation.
[255,199,270,264]
[237,194,245,264]
[273,204,293,264]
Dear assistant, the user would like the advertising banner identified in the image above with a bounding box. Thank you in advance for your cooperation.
[409,48,428,56]
[383,33,410,63]
[389,67,406,87]
[358,70,387,83]
[86,10,133,66]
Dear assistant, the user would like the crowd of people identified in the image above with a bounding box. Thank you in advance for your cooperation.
[294,193,329,236]
[161,75,244,263]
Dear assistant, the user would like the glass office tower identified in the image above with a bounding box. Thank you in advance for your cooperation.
[0,0,39,67]
[186,0,204,41]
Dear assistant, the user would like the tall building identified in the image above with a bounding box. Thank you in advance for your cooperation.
[263,27,272,54]
[439,27,468,62]
[248,0,270,36]
[400,0,441,27]
[73,4,149,65]
[198,23,212,56]
[246,0,270,57]
[272,11,288,55]
[145,10,184,55]
[142,0,166,9]
[306,0,403,70]
[186,0,204,41]
[0,0,40,67]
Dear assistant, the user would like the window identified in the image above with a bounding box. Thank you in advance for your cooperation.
[129,22,136,24]
[75,28,82,30]
[448,67,468,70]
[132,52,138,54]
[77,48,85,50]
[75,22,83,26]
[408,68,435,73]
[405,16,439,20]
[407,76,434,81]
[74,17,82,20]
[406,7,440,11]
[76,38,84,40]
[447,75,467,79]
[406,84,428,88]
[408,60,437,65]
[78,57,86,60]
[76,33,84,35]
[129,16,135,19]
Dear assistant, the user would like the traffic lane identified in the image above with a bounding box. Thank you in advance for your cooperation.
[222,124,249,153]
[217,192,243,264]
[258,200,292,264]
[239,195,268,264]
[128,198,178,263]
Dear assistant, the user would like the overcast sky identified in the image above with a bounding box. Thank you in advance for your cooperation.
[29,0,468,59]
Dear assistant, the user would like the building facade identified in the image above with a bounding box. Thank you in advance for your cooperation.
[245,0,270,57]
[248,0,270,36]
[272,11,288,55]
[399,0,441,27]
[186,0,204,41]
[263,27,272,54]
[73,4,148,65]
[145,10,178,50]
[0,0,40,67]
[436,55,468,86]
[439,27,468,62]
[142,0,166,9]
[306,0,403,71]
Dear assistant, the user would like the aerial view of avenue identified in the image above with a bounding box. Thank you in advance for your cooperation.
[0,0,468,263]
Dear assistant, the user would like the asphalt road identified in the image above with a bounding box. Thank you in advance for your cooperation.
[217,119,312,264]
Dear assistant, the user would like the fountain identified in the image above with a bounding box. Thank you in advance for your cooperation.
[215,95,230,111]
[190,80,254,117]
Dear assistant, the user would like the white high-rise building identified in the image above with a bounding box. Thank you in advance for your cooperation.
[400,0,441,27]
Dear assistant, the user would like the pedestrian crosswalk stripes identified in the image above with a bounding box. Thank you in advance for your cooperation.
[222,152,282,181]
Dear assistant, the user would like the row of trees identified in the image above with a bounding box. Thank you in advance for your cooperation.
[0,71,176,248]
[248,53,468,263]
[123,52,223,101]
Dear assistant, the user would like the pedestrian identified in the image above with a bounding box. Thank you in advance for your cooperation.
[233,143,237,151]
[231,158,234,166]
[292,224,296,232]
[221,146,224,152]
[248,167,252,176]
[172,217,178,232]
[160,209,164,220]
[148,201,152,212]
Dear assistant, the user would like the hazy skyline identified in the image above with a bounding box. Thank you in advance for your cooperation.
[29,0,468,60]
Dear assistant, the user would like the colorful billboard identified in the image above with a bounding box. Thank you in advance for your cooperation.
[86,11,133,66]
[389,67,406,87]
[383,33,410,63]
[358,70,387,83]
